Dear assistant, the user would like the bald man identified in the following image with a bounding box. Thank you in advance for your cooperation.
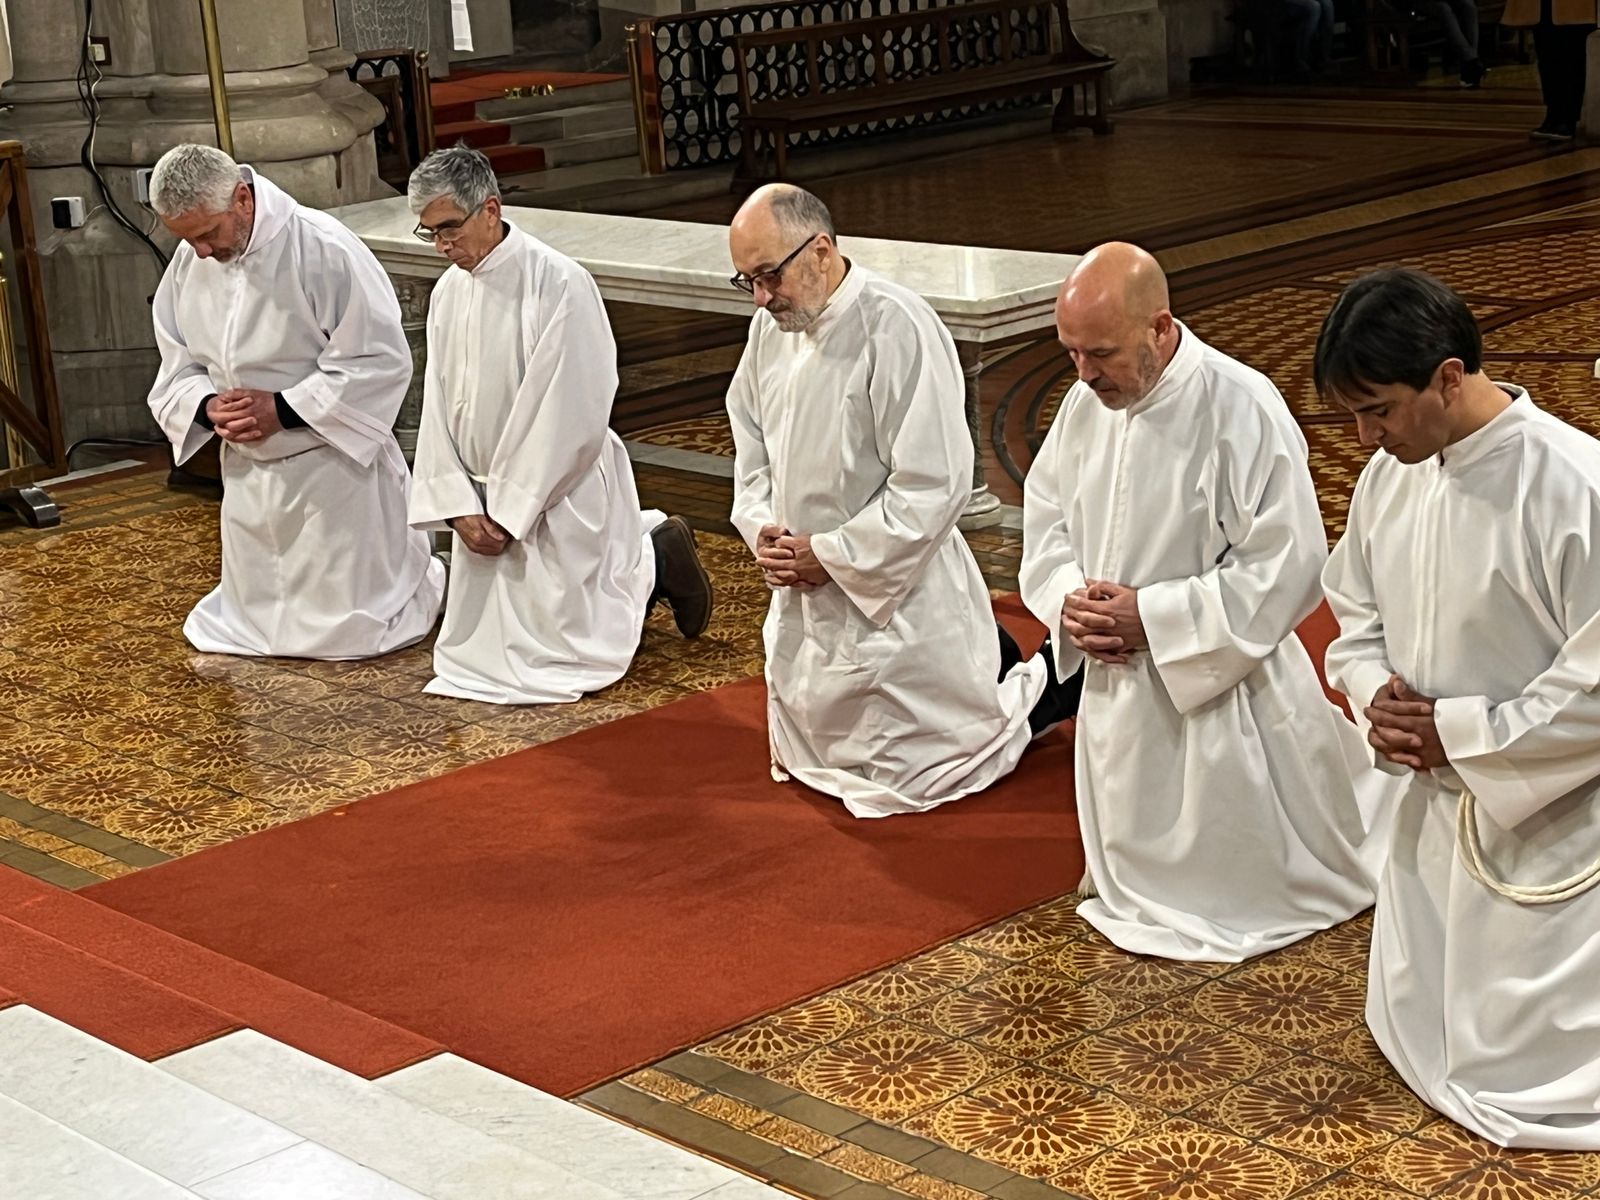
[1020,242,1389,961]
[726,184,1080,817]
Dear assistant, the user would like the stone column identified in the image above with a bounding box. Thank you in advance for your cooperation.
[392,273,435,462]
[0,0,392,447]
[956,340,1003,531]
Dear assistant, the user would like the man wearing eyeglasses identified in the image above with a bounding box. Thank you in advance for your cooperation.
[145,143,444,659]
[726,184,1080,818]
[406,147,713,705]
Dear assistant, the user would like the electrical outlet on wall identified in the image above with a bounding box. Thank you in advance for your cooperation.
[51,197,87,229]
[88,37,111,65]
[134,168,155,206]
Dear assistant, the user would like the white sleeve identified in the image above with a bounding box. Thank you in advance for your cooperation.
[1019,390,1089,681]
[480,268,618,543]
[727,326,776,553]
[276,229,412,468]
[1323,467,1404,766]
[1136,397,1326,714]
[808,307,968,628]
[1434,486,1600,829]
[408,288,483,531]
[146,262,218,466]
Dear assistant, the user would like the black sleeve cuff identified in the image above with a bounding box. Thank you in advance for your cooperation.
[195,394,217,430]
[274,391,308,430]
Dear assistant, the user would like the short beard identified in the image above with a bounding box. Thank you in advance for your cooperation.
[772,304,821,333]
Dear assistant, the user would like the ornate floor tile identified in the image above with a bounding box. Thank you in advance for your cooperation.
[703,993,880,1073]
[955,895,1086,963]
[777,1020,1005,1123]
[28,759,185,821]
[1312,1025,1399,1081]
[1056,1118,1333,1200]
[838,944,994,1016]
[1370,1122,1600,1199]
[1195,1057,1429,1168]
[1302,912,1375,975]
[1046,936,1229,1001]
[228,750,374,806]
[903,1066,1160,1177]
[904,965,1127,1060]
[1276,1171,1419,1198]
[1183,959,1367,1051]
[101,786,271,851]
[1043,1006,1291,1113]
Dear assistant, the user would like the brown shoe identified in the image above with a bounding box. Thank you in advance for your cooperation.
[651,515,713,638]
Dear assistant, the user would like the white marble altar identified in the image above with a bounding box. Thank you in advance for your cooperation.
[334,196,1082,525]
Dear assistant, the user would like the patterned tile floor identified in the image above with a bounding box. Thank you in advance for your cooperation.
[592,899,1600,1200]
[0,467,770,871]
[7,85,1600,1200]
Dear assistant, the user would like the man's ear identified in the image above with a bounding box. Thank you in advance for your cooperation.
[1436,357,1467,402]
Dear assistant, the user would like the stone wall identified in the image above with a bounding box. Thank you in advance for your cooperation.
[0,0,391,449]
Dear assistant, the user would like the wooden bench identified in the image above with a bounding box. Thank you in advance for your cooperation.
[732,0,1114,181]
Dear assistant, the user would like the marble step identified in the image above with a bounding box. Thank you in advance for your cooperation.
[541,127,641,167]
[191,1141,430,1200]
[0,1006,301,1189]
[380,1053,757,1200]
[0,1091,203,1200]
[505,100,638,144]
[162,1030,626,1200]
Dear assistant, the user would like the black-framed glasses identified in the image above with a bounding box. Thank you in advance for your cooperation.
[413,202,486,244]
[729,233,821,294]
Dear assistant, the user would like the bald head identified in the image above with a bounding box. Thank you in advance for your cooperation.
[1058,242,1170,329]
[1055,242,1179,410]
[729,184,844,333]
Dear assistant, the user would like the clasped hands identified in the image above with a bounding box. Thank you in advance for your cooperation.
[1365,674,1448,771]
[206,388,282,444]
[449,513,511,557]
[1061,580,1146,665]
[756,524,830,589]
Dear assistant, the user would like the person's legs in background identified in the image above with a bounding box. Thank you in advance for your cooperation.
[1532,19,1593,136]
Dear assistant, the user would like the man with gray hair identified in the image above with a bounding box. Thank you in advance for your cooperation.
[146,143,443,658]
[727,183,1078,817]
[406,146,711,704]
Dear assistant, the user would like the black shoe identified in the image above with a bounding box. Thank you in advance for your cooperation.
[1026,636,1084,737]
[650,515,713,638]
[1532,121,1576,141]
[1460,58,1485,88]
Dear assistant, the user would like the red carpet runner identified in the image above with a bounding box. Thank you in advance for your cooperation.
[86,602,1344,1095]
[89,647,1081,1095]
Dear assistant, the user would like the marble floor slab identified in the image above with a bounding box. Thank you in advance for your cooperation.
[0,1006,301,1187]
[380,1053,748,1199]
[162,1031,626,1200]
[0,1089,203,1200]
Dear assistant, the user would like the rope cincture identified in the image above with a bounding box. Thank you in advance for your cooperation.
[1457,789,1600,905]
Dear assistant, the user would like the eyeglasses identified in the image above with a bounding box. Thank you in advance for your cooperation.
[730,233,821,294]
[413,203,485,244]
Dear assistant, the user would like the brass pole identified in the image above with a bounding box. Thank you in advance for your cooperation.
[197,0,235,155]
[0,252,26,471]
[624,25,651,176]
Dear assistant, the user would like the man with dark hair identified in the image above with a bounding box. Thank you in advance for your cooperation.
[1319,267,1600,1149]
